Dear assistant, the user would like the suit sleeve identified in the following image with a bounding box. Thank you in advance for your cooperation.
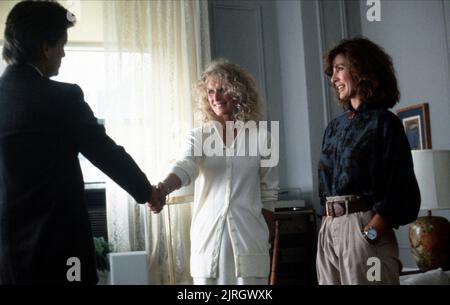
[64,84,152,204]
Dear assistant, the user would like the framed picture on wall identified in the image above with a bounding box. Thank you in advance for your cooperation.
[396,103,432,150]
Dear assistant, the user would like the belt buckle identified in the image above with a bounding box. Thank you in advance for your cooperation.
[327,200,349,217]
[326,201,336,216]
[326,202,332,217]
[335,200,347,216]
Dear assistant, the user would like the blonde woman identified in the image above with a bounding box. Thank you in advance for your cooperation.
[155,59,279,285]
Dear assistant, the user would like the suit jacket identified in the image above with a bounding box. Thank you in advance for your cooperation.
[0,64,152,284]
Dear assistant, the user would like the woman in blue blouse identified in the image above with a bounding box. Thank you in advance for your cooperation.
[316,37,420,284]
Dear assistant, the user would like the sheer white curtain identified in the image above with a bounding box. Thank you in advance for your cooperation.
[102,0,210,284]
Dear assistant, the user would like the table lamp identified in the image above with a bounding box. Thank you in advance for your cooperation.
[409,150,450,272]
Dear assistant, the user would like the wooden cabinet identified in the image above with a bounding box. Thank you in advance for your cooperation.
[269,208,318,285]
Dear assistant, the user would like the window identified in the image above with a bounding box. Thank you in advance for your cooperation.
[0,0,107,184]
[54,46,107,184]
[0,45,108,184]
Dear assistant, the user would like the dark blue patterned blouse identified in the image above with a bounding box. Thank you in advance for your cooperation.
[318,102,421,228]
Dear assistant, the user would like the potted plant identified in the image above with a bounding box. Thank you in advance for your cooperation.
[94,237,112,284]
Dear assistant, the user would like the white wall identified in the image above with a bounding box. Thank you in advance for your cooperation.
[208,0,288,188]
[208,0,362,211]
[210,0,450,269]
[359,0,450,268]
[276,0,450,269]
[208,0,344,209]
[276,0,314,205]
[360,0,450,150]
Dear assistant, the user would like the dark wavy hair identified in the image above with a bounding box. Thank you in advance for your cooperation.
[2,0,75,64]
[324,37,400,109]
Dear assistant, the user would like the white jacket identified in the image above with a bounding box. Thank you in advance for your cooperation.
[170,121,279,278]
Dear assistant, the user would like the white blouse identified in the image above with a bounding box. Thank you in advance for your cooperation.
[170,121,279,278]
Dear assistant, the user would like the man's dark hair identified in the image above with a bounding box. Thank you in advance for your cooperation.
[324,37,400,109]
[2,0,75,64]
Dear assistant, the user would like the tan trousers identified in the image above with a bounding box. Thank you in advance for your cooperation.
[316,210,402,285]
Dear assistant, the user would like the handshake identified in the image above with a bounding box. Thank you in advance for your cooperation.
[147,182,169,214]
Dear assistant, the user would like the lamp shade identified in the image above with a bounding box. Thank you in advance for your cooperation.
[411,150,450,210]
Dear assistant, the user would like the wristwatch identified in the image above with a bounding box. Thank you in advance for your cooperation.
[362,226,378,244]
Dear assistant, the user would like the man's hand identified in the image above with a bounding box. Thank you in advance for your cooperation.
[156,182,167,208]
[147,185,165,214]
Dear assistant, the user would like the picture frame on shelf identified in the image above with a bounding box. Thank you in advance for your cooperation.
[396,103,431,150]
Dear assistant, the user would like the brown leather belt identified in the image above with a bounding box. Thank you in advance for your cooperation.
[325,195,372,217]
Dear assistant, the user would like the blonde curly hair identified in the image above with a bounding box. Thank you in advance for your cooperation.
[196,59,264,123]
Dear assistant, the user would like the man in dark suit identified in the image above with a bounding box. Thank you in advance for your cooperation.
[0,1,162,284]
